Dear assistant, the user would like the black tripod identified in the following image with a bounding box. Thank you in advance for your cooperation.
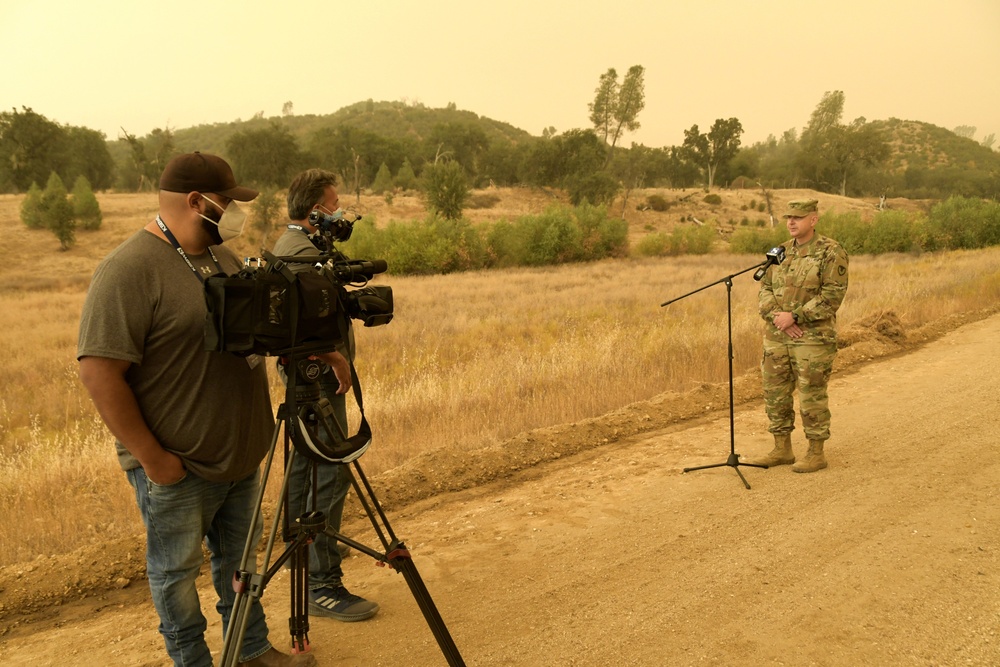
[220,351,466,666]
[660,261,770,490]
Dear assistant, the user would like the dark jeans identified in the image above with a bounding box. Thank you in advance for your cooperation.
[286,387,352,590]
[127,467,271,666]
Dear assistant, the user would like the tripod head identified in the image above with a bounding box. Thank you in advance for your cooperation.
[279,348,372,465]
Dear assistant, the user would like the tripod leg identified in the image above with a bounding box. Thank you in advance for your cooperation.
[335,461,466,666]
[220,419,283,667]
[389,545,466,667]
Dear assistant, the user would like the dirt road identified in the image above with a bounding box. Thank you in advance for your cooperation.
[2,314,998,666]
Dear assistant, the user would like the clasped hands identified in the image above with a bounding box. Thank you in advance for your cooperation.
[772,311,804,339]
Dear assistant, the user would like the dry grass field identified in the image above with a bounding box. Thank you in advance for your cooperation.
[0,188,998,570]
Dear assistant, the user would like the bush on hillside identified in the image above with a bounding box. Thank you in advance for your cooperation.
[423,160,469,220]
[71,176,102,230]
[250,189,281,232]
[566,171,619,206]
[41,172,75,250]
[20,182,44,229]
[646,194,671,211]
[371,162,394,195]
[927,196,1000,250]
[634,225,716,257]
[729,227,790,254]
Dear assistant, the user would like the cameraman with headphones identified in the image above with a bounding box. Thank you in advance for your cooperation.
[271,168,380,623]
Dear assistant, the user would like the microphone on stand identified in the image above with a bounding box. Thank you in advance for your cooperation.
[753,246,786,281]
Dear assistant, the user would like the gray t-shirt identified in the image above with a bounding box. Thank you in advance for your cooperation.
[78,230,273,483]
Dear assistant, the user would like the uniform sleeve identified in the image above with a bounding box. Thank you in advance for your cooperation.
[758,269,779,320]
[800,243,848,322]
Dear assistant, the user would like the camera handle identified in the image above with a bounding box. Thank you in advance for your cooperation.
[660,260,771,490]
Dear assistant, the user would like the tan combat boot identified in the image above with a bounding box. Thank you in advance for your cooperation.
[750,433,795,466]
[792,440,828,473]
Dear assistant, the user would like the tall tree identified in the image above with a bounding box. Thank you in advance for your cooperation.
[588,68,618,143]
[64,127,115,191]
[798,91,845,187]
[226,122,303,188]
[118,127,175,192]
[952,125,976,139]
[682,124,710,184]
[825,118,890,196]
[799,91,889,194]
[588,65,646,163]
[0,107,67,192]
[681,118,743,188]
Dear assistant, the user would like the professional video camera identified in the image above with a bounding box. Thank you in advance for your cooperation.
[203,248,392,358]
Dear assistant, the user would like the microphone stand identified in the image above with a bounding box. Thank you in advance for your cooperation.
[660,259,772,490]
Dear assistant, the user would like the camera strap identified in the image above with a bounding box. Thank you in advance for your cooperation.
[156,215,223,282]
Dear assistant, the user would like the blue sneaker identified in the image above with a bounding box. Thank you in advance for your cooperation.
[309,585,379,622]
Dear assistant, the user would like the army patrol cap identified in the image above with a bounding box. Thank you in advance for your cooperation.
[783,199,819,218]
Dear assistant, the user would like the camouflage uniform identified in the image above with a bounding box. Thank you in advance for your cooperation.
[759,232,849,441]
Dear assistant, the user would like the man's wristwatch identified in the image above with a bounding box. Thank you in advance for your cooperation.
[791,312,800,324]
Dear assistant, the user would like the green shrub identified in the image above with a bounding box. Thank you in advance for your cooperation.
[757,202,766,212]
[71,176,102,230]
[647,194,671,211]
[422,161,469,220]
[371,162,394,194]
[340,204,627,274]
[927,196,1000,249]
[864,211,916,254]
[395,158,418,191]
[575,202,628,260]
[41,172,75,250]
[703,194,722,205]
[249,189,281,233]
[729,227,789,254]
[635,225,716,257]
[634,232,670,256]
[821,212,869,255]
[566,171,620,206]
[20,182,44,229]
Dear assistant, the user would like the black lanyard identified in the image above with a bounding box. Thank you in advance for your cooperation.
[156,216,223,283]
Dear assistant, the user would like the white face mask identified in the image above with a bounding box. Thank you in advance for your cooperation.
[199,195,247,242]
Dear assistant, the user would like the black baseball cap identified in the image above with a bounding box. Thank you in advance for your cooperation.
[159,151,258,201]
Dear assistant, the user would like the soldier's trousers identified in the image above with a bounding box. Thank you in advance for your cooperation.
[761,339,836,441]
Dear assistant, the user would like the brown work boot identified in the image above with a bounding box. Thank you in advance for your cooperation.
[792,440,828,473]
[240,647,317,667]
[750,433,795,466]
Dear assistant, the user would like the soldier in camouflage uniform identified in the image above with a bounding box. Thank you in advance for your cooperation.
[752,199,849,472]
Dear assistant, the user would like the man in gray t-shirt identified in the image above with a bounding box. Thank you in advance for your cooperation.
[78,153,347,667]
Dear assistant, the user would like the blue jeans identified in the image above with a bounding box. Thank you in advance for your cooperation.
[127,467,272,666]
[286,386,352,590]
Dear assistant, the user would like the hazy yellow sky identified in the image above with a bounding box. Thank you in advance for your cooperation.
[2,0,998,148]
